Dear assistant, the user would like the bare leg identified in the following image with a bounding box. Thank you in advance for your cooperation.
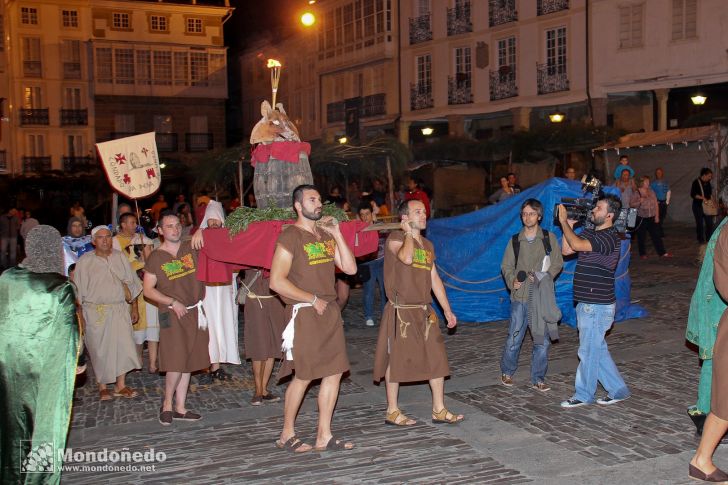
[429,377,463,421]
[136,343,143,364]
[114,374,126,392]
[279,376,312,451]
[173,372,192,413]
[148,341,158,371]
[315,373,352,449]
[262,358,275,395]
[210,363,220,372]
[384,365,400,413]
[163,371,183,412]
[252,360,264,396]
[690,413,728,475]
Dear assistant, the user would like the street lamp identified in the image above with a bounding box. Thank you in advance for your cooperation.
[301,11,316,27]
[338,136,347,144]
[421,127,434,136]
[549,111,566,123]
[691,93,707,106]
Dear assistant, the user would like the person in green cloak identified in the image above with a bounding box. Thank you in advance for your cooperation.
[0,225,80,484]
[686,185,728,437]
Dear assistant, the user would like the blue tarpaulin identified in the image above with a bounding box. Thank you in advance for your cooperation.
[427,177,647,326]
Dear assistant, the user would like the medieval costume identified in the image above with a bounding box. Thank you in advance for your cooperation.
[0,226,79,484]
[243,270,285,361]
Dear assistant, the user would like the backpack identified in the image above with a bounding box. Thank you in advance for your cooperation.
[512,228,551,266]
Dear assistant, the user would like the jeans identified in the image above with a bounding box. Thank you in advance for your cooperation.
[0,236,16,268]
[573,302,630,403]
[500,301,550,384]
[362,258,385,320]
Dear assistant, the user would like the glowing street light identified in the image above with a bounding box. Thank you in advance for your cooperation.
[338,136,348,144]
[301,12,316,26]
[549,111,566,123]
[691,93,707,105]
[421,127,434,136]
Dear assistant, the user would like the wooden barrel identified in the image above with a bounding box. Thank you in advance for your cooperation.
[253,150,313,209]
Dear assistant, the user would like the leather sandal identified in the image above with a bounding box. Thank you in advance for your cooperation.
[113,387,138,399]
[99,388,113,402]
[432,408,464,424]
[275,435,311,453]
[385,409,417,426]
[313,435,354,452]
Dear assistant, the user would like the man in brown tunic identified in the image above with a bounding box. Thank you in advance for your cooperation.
[144,211,210,426]
[373,199,463,426]
[270,184,357,452]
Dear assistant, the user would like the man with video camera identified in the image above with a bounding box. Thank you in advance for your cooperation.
[558,194,631,408]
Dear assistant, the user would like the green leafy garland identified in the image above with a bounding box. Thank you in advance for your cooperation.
[225,202,349,236]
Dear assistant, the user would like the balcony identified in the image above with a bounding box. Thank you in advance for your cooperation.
[186,133,213,152]
[23,60,42,77]
[448,76,473,105]
[60,109,87,126]
[63,62,82,79]
[63,156,95,172]
[447,1,472,36]
[0,150,6,171]
[537,63,569,94]
[490,65,518,100]
[409,14,432,45]
[327,101,345,124]
[20,108,49,125]
[23,156,51,173]
[537,0,569,16]
[156,133,178,152]
[361,93,386,118]
[410,83,433,111]
[489,0,517,27]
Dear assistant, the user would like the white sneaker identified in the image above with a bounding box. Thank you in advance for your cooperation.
[365,318,375,327]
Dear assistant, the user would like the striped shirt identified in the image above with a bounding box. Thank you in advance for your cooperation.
[573,227,620,304]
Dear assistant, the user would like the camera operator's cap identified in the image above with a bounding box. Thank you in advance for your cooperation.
[91,225,111,237]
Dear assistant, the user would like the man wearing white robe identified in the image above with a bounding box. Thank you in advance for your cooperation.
[196,201,241,382]
[73,226,142,401]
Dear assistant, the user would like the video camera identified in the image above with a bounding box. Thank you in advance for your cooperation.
[554,174,637,233]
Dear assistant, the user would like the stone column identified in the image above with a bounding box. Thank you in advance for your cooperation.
[447,114,466,137]
[510,106,531,131]
[655,88,670,132]
[591,97,609,127]
[398,119,411,145]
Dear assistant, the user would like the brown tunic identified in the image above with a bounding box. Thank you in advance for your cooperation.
[373,231,450,383]
[276,225,349,381]
[243,270,286,361]
[711,228,728,420]
[145,241,210,373]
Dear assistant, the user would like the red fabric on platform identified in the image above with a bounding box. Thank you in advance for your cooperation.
[250,141,311,167]
[196,220,378,283]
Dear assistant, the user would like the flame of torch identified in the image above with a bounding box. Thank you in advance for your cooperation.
[267,59,282,108]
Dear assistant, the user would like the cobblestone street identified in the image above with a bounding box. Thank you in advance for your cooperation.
[65,224,727,484]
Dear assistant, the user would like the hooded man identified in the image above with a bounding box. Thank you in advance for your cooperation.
[0,225,80,484]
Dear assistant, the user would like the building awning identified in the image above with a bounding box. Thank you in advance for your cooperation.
[593,125,718,152]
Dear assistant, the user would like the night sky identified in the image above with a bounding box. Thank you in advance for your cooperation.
[225,0,310,53]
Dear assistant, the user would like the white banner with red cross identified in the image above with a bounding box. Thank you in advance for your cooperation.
[96,132,161,199]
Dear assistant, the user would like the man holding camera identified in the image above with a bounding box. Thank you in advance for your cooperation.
[558,194,631,408]
[500,199,563,391]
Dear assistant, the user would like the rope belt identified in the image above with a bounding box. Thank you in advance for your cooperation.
[185,300,207,330]
[241,281,275,309]
[388,300,431,340]
[281,302,312,360]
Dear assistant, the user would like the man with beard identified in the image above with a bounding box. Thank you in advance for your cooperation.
[270,184,357,452]
[558,195,630,408]
[63,217,94,274]
[144,211,209,426]
[372,199,462,426]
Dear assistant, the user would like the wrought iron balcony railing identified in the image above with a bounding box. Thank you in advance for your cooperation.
[60,109,88,126]
[0,150,6,171]
[326,101,345,124]
[489,65,518,100]
[537,62,569,94]
[361,93,386,118]
[448,76,473,105]
[23,60,42,77]
[409,14,432,45]
[410,83,433,111]
[63,62,82,79]
[156,133,178,152]
[109,132,139,140]
[489,0,517,27]
[20,108,49,125]
[185,133,213,152]
[63,156,95,172]
[537,0,569,16]
[447,1,472,36]
[23,156,51,173]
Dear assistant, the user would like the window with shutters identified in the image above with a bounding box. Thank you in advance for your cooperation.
[23,86,42,109]
[619,4,644,48]
[22,37,42,77]
[64,87,82,109]
[672,0,697,40]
